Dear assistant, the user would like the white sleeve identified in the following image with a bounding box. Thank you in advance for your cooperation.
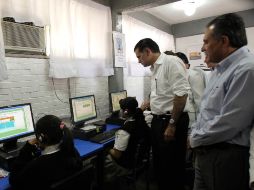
[113,129,130,151]
[188,69,206,112]
[170,57,189,96]
[250,127,254,185]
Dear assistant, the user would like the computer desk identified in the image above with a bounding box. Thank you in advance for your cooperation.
[0,124,121,190]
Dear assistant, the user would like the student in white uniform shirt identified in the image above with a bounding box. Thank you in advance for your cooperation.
[175,52,207,128]
[104,97,151,188]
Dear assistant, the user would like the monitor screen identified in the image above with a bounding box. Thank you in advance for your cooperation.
[69,95,97,127]
[110,90,127,112]
[0,103,35,152]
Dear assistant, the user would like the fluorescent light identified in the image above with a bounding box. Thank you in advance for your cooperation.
[183,1,196,16]
[172,0,205,16]
[184,7,196,16]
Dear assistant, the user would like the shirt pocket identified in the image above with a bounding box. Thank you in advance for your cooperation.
[156,78,167,95]
[205,85,225,111]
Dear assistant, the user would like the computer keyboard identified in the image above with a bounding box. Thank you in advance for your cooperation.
[89,128,118,144]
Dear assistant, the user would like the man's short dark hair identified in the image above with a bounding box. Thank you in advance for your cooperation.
[134,38,160,53]
[175,52,189,64]
[207,13,247,48]
[164,50,175,56]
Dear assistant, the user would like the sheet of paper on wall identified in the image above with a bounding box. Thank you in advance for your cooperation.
[113,31,126,67]
[187,44,208,70]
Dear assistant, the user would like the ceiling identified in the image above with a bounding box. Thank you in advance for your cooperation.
[145,0,254,25]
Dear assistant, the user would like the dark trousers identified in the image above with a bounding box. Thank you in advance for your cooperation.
[193,143,250,190]
[151,112,189,190]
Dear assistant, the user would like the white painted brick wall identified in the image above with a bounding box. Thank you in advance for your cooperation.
[0,57,110,123]
[124,76,151,105]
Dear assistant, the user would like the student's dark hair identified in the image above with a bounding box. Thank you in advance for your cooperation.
[134,38,160,53]
[175,52,189,64]
[134,108,145,123]
[119,97,146,126]
[207,13,247,48]
[35,115,75,155]
[164,50,175,56]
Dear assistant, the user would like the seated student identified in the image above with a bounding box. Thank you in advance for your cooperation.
[104,97,151,187]
[9,115,82,190]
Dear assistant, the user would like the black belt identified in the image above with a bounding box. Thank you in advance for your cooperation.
[194,142,249,154]
[152,113,171,119]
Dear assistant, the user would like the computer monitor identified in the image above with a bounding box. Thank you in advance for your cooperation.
[110,90,127,112]
[69,95,97,127]
[0,103,35,153]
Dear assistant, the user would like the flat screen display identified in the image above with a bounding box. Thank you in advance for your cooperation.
[69,95,97,126]
[0,103,35,151]
[110,90,127,112]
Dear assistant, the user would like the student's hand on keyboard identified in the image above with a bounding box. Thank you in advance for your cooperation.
[28,138,39,146]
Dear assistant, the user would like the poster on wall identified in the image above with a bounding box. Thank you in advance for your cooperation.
[113,31,126,67]
[187,44,208,69]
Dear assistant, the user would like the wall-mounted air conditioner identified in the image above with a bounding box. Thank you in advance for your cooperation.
[1,20,47,55]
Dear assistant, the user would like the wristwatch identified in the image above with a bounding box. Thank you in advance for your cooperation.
[169,118,175,125]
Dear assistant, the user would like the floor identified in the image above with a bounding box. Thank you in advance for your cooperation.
[101,150,195,190]
[101,162,194,190]
[126,160,194,190]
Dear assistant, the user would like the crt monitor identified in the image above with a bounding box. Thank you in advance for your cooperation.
[0,103,35,153]
[110,90,127,112]
[69,95,97,127]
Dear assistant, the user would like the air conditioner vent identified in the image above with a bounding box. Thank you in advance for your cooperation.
[1,20,46,55]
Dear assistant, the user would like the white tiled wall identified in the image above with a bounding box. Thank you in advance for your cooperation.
[0,57,110,123]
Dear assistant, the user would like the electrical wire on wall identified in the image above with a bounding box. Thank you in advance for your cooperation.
[51,78,69,104]
[70,77,77,98]
[67,78,71,99]
[96,106,102,119]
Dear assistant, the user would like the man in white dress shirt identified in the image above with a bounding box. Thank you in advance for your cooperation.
[134,38,190,190]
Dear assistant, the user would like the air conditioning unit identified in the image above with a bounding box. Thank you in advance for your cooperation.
[1,20,47,55]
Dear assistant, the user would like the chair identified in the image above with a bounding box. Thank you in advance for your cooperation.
[49,165,95,190]
[119,138,151,190]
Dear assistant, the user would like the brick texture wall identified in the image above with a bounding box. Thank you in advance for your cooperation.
[0,57,110,123]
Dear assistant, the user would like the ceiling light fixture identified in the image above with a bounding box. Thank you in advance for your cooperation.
[173,0,205,16]
[183,1,196,16]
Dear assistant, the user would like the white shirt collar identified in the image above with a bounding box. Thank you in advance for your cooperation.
[150,53,164,71]
[41,143,61,155]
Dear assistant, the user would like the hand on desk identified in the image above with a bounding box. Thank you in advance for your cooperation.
[28,138,38,145]
[28,138,42,149]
